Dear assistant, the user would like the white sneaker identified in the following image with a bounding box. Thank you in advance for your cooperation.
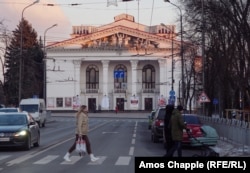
[90,154,99,162]
[64,152,71,162]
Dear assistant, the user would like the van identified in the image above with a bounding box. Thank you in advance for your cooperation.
[19,98,47,128]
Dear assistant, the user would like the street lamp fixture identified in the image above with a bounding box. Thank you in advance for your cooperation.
[43,24,58,104]
[19,0,39,104]
[164,0,184,107]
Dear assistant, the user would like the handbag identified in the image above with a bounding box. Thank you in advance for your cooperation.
[76,137,86,156]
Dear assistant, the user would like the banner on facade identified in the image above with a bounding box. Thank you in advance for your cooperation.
[130,96,139,109]
[101,96,109,109]
[158,95,166,107]
[73,95,80,110]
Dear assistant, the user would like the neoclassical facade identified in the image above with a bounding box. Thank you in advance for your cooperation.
[46,13,184,112]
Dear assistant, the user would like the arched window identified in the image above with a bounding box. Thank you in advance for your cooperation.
[114,64,127,93]
[86,65,99,92]
[142,64,155,89]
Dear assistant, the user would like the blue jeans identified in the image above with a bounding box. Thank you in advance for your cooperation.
[166,140,182,157]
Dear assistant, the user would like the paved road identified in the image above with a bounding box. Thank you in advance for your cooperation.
[48,111,250,157]
[50,111,149,119]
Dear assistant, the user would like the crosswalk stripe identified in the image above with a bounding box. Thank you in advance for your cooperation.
[60,156,82,165]
[34,155,59,164]
[1,154,134,166]
[115,156,131,165]
[88,156,106,165]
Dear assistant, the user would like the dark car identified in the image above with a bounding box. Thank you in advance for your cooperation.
[0,112,40,150]
[148,110,156,129]
[151,107,165,143]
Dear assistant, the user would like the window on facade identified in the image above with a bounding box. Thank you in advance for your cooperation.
[142,64,155,89]
[114,64,127,89]
[86,65,99,89]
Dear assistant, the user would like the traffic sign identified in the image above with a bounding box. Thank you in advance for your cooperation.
[168,96,175,105]
[198,92,210,103]
[213,98,219,105]
[169,90,175,96]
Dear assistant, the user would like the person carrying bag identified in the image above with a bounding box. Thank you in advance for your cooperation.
[64,105,99,162]
[76,136,86,156]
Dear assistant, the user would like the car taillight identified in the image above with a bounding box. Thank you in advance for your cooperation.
[155,120,164,126]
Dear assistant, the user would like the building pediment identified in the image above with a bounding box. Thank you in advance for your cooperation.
[48,25,175,50]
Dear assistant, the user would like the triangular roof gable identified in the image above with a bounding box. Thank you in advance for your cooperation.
[48,25,179,49]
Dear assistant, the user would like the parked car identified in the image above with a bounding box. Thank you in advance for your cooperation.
[0,107,20,113]
[163,114,219,146]
[151,106,165,143]
[0,112,40,150]
[148,110,156,129]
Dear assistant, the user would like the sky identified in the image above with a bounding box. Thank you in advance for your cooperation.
[0,0,181,43]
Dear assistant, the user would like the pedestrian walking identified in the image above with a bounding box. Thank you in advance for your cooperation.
[166,105,186,157]
[163,104,175,157]
[63,105,99,162]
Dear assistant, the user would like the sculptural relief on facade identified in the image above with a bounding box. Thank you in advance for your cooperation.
[82,33,159,53]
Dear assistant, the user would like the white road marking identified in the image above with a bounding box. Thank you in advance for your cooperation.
[61,156,82,165]
[88,156,106,165]
[102,132,118,134]
[129,147,134,156]
[115,156,131,165]
[131,138,135,144]
[34,155,59,164]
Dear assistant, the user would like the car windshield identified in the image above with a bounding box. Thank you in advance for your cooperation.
[157,108,166,120]
[183,115,201,125]
[20,105,38,113]
[0,114,27,125]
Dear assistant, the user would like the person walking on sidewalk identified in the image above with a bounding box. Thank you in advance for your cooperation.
[63,105,99,162]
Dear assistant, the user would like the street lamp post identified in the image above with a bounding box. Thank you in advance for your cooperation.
[164,0,184,107]
[19,0,39,104]
[160,23,174,91]
[43,24,57,104]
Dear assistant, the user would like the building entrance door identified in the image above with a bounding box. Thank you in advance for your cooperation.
[116,98,124,111]
[144,98,153,111]
[88,98,96,113]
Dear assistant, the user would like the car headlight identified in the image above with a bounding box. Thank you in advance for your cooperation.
[14,130,27,137]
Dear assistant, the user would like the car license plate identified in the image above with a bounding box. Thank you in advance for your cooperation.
[0,138,10,141]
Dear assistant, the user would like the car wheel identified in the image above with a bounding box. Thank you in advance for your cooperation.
[33,133,40,147]
[24,135,31,150]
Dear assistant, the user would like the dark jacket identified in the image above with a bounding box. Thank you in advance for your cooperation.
[170,109,186,141]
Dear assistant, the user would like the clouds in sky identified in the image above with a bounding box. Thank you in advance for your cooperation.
[0,0,71,41]
[0,0,179,42]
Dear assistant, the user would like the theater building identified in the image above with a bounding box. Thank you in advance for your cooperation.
[46,13,187,112]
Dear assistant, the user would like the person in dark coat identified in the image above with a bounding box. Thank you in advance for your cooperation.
[163,104,175,157]
[166,105,186,157]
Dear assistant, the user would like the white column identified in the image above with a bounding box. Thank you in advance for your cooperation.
[130,60,138,96]
[158,59,167,97]
[73,60,81,96]
[102,60,110,95]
